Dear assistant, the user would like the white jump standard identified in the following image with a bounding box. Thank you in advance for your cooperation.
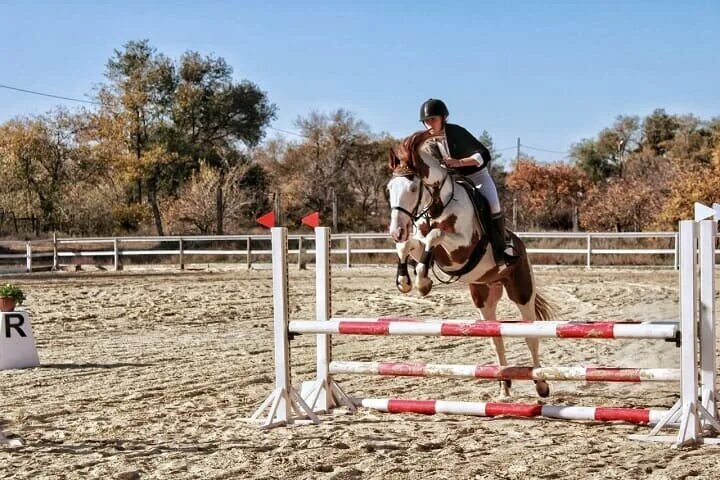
[252,212,720,447]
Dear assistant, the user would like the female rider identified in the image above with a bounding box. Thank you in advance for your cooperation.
[419,98,515,266]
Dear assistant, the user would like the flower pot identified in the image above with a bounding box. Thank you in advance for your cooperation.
[0,297,16,312]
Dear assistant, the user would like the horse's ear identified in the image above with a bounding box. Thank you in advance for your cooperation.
[388,148,399,171]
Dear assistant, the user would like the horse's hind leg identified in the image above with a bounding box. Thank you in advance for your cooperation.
[469,283,510,396]
[516,297,550,398]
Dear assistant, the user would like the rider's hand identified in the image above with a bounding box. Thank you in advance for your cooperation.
[444,157,463,168]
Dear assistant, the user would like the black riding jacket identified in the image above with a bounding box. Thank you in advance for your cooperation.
[444,123,492,175]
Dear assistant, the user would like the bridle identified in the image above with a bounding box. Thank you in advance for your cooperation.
[390,168,454,222]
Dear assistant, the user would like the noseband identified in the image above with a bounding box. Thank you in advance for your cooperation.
[391,170,452,222]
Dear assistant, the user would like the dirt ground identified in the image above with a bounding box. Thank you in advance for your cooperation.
[1,264,719,480]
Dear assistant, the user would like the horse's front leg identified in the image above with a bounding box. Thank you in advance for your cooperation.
[415,229,444,296]
[395,239,422,293]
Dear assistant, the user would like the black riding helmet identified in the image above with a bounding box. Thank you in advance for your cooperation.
[420,98,449,122]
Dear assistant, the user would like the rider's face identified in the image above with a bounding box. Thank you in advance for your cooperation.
[423,116,444,133]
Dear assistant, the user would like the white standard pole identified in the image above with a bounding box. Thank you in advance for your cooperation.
[699,219,718,421]
[315,227,333,411]
[271,227,292,424]
[676,220,701,446]
[250,227,320,427]
[301,227,356,413]
[634,219,720,445]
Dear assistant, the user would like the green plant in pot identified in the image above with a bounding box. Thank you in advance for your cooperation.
[0,283,25,312]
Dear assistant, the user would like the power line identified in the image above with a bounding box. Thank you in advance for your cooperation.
[1,82,310,138]
[0,83,577,153]
[268,126,308,138]
[521,144,569,155]
[0,83,100,105]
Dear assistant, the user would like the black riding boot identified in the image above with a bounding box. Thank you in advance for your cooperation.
[490,213,517,267]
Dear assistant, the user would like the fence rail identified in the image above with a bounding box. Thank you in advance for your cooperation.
[0,230,709,273]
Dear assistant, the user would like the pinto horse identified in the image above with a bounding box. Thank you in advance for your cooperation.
[387,130,556,398]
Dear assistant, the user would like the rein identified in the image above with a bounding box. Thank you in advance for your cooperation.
[391,170,454,222]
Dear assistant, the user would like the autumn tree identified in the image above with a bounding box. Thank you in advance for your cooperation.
[97,40,175,234]
[93,40,276,235]
[260,110,392,231]
[0,109,85,232]
[580,179,660,231]
[506,159,588,230]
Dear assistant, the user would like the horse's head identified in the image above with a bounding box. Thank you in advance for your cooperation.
[387,131,446,242]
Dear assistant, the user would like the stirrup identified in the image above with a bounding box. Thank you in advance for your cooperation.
[503,244,520,264]
[495,245,519,267]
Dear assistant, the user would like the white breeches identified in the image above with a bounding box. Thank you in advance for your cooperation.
[466,168,501,214]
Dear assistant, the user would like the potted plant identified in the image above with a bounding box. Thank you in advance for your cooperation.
[0,283,25,312]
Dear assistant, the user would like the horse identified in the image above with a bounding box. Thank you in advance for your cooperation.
[387,130,556,398]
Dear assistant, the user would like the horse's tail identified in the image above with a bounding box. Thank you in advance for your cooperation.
[534,290,557,321]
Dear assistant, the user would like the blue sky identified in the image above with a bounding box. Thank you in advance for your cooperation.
[1,0,718,163]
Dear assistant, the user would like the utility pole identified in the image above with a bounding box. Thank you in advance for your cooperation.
[516,137,520,163]
[274,193,282,227]
[332,189,338,232]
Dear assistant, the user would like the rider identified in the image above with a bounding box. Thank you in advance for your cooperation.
[419,98,516,266]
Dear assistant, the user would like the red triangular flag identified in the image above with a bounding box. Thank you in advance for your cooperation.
[256,211,276,229]
[301,211,320,228]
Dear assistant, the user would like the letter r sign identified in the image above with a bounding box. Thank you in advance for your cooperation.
[0,312,39,370]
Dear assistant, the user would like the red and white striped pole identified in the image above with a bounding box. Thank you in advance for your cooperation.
[357,398,669,425]
[329,360,680,383]
[289,319,678,340]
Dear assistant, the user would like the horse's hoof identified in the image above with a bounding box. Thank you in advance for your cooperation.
[396,276,412,293]
[534,380,550,398]
[417,281,432,296]
[498,379,512,397]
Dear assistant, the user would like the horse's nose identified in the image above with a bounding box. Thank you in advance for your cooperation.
[391,227,404,242]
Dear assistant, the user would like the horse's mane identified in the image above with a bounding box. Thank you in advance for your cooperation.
[390,129,437,177]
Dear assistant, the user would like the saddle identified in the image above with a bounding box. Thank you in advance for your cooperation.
[454,175,492,237]
[429,175,492,278]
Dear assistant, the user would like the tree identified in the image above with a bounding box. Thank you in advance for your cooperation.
[170,51,276,234]
[570,116,641,183]
[506,159,588,229]
[580,179,660,231]
[653,157,720,230]
[477,130,508,204]
[94,41,276,235]
[570,139,618,183]
[642,108,679,155]
[260,110,391,231]
[98,39,175,234]
[0,109,83,232]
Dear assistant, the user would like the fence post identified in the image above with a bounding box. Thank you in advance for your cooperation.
[246,237,252,269]
[297,235,305,270]
[585,234,592,269]
[179,238,185,270]
[345,234,351,268]
[673,232,680,270]
[113,238,122,271]
[25,242,32,273]
[52,232,58,271]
